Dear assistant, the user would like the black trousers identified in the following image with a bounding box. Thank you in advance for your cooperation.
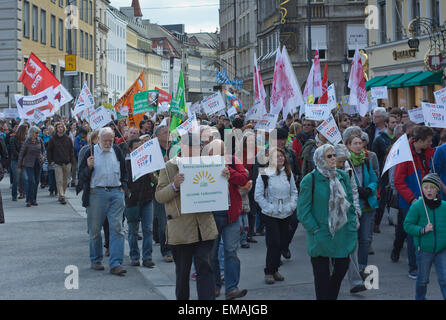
[311,256,350,300]
[284,211,299,251]
[263,214,291,275]
[247,189,257,237]
[171,240,215,300]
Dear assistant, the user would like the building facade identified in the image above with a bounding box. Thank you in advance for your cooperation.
[256,0,367,110]
[366,0,445,108]
[106,7,127,104]
[94,0,110,105]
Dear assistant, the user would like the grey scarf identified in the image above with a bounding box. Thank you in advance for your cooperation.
[313,144,350,236]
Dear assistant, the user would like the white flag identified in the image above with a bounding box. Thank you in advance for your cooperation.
[348,48,368,117]
[303,64,314,102]
[73,82,95,116]
[382,134,414,175]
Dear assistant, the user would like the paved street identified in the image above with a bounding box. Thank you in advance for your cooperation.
[0,174,443,300]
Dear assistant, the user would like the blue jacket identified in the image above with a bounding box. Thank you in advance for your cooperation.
[433,144,446,200]
[352,159,379,210]
[74,135,88,158]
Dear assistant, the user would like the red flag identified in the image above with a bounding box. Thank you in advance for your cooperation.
[318,63,329,104]
[19,52,61,95]
[155,87,172,104]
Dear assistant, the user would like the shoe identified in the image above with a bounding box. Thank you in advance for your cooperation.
[350,284,367,294]
[225,288,248,300]
[110,265,127,276]
[215,287,221,298]
[256,230,265,236]
[60,197,67,205]
[265,274,275,284]
[12,198,17,202]
[130,260,140,267]
[408,270,418,280]
[373,225,381,233]
[359,270,370,281]
[282,248,291,259]
[191,272,197,281]
[142,259,155,268]
[31,202,38,206]
[163,254,174,263]
[19,194,25,199]
[369,247,375,255]
[105,248,110,257]
[273,271,284,281]
[247,237,257,243]
[26,203,31,207]
[91,262,105,271]
[241,244,250,248]
[391,248,400,263]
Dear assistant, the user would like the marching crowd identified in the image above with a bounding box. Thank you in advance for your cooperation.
[0,105,446,301]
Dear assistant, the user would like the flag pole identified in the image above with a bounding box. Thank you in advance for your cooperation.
[411,160,431,225]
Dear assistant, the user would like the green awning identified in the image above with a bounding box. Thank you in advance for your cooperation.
[366,76,387,90]
[405,71,444,87]
[370,73,405,88]
[386,71,423,88]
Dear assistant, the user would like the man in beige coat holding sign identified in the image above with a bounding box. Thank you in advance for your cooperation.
[155,133,221,300]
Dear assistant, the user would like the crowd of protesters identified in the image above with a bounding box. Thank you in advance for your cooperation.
[0,103,446,301]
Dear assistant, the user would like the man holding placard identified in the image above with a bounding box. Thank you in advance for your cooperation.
[155,133,219,300]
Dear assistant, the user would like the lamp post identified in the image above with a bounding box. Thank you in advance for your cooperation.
[341,54,350,95]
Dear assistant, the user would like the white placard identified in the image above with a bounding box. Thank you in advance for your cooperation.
[178,156,229,214]
[434,87,446,105]
[327,84,337,110]
[316,114,342,145]
[130,138,166,182]
[422,102,446,128]
[371,86,388,100]
[246,101,265,121]
[176,114,199,137]
[408,107,425,124]
[119,106,129,117]
[227,106,237,118]
[88,106,113,131]
[3,108,19,118]
[201,92,226,115]
[255,113,278,132]
[304,104,330,121]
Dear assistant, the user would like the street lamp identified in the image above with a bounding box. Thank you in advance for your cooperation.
[341,54,350,95]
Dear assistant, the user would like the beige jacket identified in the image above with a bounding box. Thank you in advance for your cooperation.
[155,156,218,245]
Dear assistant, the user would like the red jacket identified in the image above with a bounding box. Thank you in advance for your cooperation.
[394,139,435,209]
[292,138,303,168]
[115,136,126,145]
[227,155,249,223]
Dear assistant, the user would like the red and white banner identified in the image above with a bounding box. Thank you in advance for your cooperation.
[15,87,55,119]
[312,49,323,98]
[253,52,267,106]
[348,48,368,117]
[155,87,172,104]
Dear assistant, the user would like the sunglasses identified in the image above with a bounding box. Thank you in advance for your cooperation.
[326,154,337,159]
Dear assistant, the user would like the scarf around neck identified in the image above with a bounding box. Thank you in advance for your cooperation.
[350,150,366,167]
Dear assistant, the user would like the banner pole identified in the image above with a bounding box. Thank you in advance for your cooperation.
[411,160,431,225]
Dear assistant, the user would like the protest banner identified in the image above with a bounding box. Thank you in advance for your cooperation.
[371,86,388,100]
[32,108,46,124]
[133,90,158,115]
[114,71,145,128]
[255,113,278,132]
[73,82,95,116]
[158,101,169,114]
[408,107,424,124]
[317,114,342,144]
[201,91,226,115]
[227,106,238,118]
[175,114,199,137]
[3,108,19,119]
[422,102,446,128]
[15,87,55,119]
[130,138,166,182]
[155,87,172,104]
[304,104,330,121]
[434,87,446,105]
[327,84,337,110]
[88,106,112,131]
[246,100,265,121]
[178,156,229,214]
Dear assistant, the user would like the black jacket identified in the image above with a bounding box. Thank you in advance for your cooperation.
[125,159,155,207]
[7,136,19,161]
[372,130,394,175]
[77,145,128,208]
[47,134,74,165]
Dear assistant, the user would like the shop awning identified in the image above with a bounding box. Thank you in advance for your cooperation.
[370,73,405,88]
[386,71,423,88]
[405,71,444,87]
[365,76,386,91]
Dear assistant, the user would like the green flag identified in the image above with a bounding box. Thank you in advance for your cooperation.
[169,70,186,132]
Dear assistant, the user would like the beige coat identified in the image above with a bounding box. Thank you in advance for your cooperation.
[155,156,218,245]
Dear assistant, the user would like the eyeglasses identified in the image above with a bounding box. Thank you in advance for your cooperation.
[303,124,314,127]
[326,154,337,159]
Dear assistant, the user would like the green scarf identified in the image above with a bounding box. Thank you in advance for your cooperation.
[286,134,295,148]
[350,150,366,167]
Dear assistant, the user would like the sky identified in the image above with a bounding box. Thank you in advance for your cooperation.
[109,0,220,33]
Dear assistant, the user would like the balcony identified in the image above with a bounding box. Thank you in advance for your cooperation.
[311,4,325,19]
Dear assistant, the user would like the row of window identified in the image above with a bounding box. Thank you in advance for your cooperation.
[108,44,126,65]
[79,0,94,25]
[23,1,93,61]
[108,73,125,92]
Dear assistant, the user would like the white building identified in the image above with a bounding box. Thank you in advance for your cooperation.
[94,0,110,105]
[106,8,127,105]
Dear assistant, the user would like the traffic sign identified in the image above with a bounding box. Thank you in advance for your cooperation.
[65,55,76,71]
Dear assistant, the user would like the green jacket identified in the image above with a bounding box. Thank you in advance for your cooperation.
[404,199,446,253]
[298,169,357,258]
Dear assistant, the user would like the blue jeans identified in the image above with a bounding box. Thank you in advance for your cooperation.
[154,199,172,257]
[87,188,125,269]
[48,168,56,193]
[358,210,375,270]
[126,201,154,261]
[415,249,446,300]
[23,162,41,204]
[10,160,18,200]
[240,212,249,245]
[211,211,241,292]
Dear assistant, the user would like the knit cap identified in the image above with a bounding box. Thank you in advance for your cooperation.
[422,173,442,191]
